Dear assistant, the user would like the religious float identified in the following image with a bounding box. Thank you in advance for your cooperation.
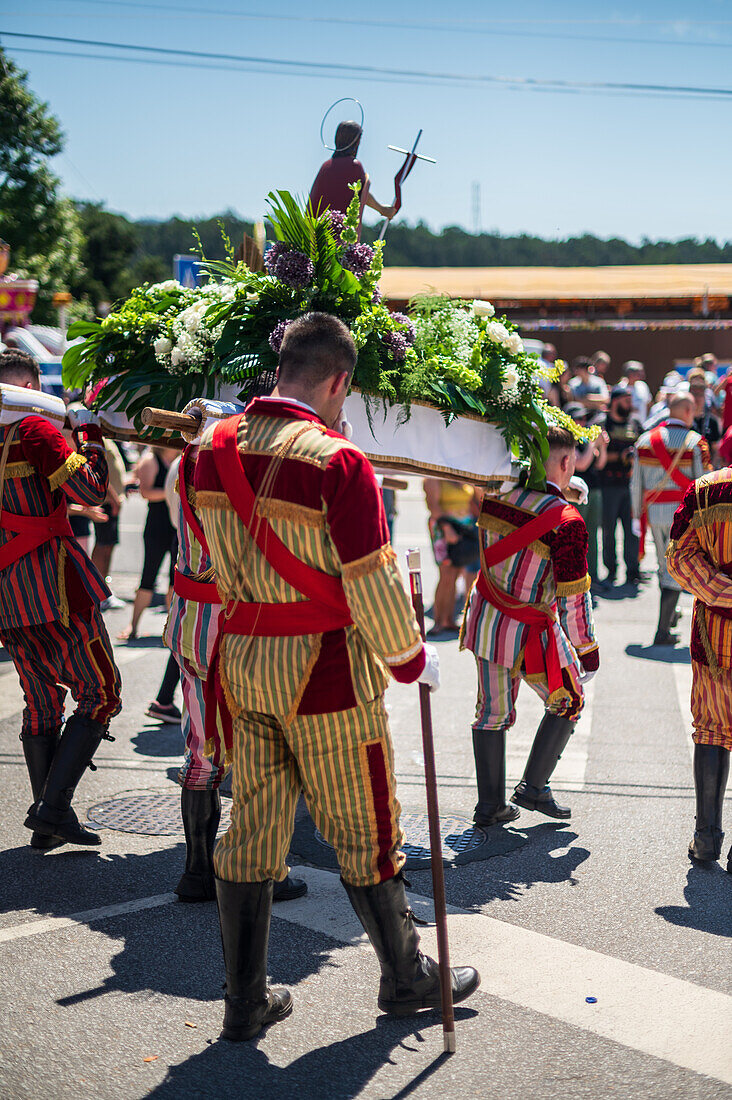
[62,187,590,487]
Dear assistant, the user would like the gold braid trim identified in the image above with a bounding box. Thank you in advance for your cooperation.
[696,605,722,680]
[195,490,234,511]
[284,634,323,728]
[384,636,424,667]
[58,541,70,627]
[547,687,573,712]
[691,503,732,529]
[48,451,86,491]
[478,514,551,560]
[556,575,591,597]
[256,497,324,528]
[341,544,395,583]
[4,461,34,479]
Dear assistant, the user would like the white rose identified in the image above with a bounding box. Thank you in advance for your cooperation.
[506,333,524,355]
[183,311,201,334]
[152,279,179,293]
[472,299,495,318]
[170,347,184,367]
[486,321,510,346]
[503,367,519,391]
[154,337,172,355]
[176,332,192,351]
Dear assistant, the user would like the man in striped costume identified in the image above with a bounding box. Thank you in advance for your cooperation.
[462,427,599,825]
[195,312,479,1041]
[0,350,121,848]
[667,470,732,872]
[163,398,306,904]
[631,390,710,646]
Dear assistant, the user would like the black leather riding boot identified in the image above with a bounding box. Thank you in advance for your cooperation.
[342,874,480,1016]
[175,788,221,901]
[215,878,292,1041]
[24,713,108,845]
[688,745,730,862]
[21,732,65,850]
[512,712,574,818]
[472,728,520,826]
[654,588,680,646]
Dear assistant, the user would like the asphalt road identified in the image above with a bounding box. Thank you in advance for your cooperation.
[0,486,730,1100]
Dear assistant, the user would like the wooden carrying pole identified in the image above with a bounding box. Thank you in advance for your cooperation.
[406,548,456,1054]
[140,406,202,434]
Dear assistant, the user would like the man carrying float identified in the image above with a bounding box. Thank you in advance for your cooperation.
[162,397,306,904]
[193,312,480,1041]
[667,469,732,873]
[0,349,121,849]
[462,426,600,826]
[630,388,711,646]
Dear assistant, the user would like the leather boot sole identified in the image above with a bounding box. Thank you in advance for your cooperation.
[688,844,721,863]
[24,810,101,846]
[30,832,66,851]
[220,993,293,1041]
[511,791,571,819]
[175,872,216,902]
[474,804,520,827]
[379,970,481,1017]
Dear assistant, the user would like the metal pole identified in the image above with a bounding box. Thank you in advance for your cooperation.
[406,547,456,1053]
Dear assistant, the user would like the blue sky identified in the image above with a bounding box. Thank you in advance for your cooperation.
[3,0,732,240]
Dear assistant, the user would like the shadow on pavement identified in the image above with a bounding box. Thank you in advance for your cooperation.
[416,822,591,909]
[655,864,732,938]
[625,644,691,664]
[132,723,185,758]
[147,1011,477,1100]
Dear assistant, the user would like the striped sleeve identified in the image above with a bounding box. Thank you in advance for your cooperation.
[19,417,108,506]
[667,484,732,608]
[551,514,598,670]
[322,447,425,683]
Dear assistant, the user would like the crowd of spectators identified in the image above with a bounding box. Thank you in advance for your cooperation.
[541,347,732,592]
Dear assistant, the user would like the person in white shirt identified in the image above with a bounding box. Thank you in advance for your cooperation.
[622,361,652,424]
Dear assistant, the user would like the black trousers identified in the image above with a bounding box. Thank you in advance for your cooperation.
[601,483,639,581]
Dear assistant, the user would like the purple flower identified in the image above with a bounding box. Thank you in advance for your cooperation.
[269,319,292,354]
[264,240,288,276]
[371,285,383,304]
[381,331,408,362]
[274,249,315,290]
[391,311,416,345]
[342,243,374,278]
[327,210,346,244]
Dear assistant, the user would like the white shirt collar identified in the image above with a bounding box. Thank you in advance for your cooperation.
[258,394,319,416]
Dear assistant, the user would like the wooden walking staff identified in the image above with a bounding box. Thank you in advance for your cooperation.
[140,406,202,434]
[406,548,456,1054]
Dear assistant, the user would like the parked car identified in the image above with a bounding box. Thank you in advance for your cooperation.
[2,327,65,396]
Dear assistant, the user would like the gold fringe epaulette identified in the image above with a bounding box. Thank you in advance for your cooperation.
[4,461,34,480]
[341,544,395,582]
[256,497,325,528]
[48,451,87,491]
[556,575,592,597]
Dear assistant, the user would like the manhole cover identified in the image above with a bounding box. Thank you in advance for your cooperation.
[314,812,485,865]
[87,790,231,836]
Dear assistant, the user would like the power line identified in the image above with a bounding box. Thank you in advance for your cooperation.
[4,30,732,100]
[9,3,732,53]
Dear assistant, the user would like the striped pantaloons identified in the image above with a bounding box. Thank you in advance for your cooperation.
[473,657,585,732]
[0,606,121,735]
[213,695,405,887]
[176,655,225,790]
[691,660,732,751]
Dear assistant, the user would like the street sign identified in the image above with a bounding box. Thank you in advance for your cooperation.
[173,254,202,288]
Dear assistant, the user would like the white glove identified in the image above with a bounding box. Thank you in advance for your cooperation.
[181,398,244,444]
[67,405,99,429]
[631,518,642,539]
[418,643,440,693]
[578,668,597,685]
[335,408,353,440]
[568,475,589,506]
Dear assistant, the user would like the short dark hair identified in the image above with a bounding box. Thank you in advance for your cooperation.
[0,348,41,387]
[333,121,362,158]
[572,356,592,373]
[278,312,357,387]
[546,426,576,452]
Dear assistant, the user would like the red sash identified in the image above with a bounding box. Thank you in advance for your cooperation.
[477,501,577,697]
[639,428,693,557]
[0,501,73,572]
[205,413,353,762]
[173,445,219,605]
